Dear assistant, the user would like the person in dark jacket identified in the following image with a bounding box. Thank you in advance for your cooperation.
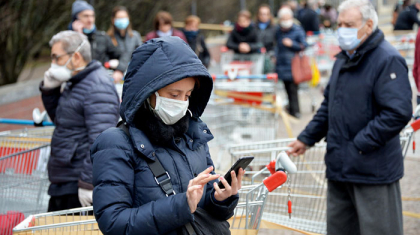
[145,11,187,43]
[40,31,120,211]
[69,0,121,80]
[412,27,420,104]
[107,6,142,83]
[255,4,276,52]
[392,0,411,26]
[182,15,211,68]
[394,1,420,30]
[276,7,307,118]
[226,10,262,54]
[288,0,412,234]
[297,1,321,33]
[91,37,243,235]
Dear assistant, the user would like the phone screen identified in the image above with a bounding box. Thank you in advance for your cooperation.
[218,156,254,189]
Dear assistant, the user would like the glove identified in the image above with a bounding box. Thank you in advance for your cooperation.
[78,188,93,207]
[43,70,63,88]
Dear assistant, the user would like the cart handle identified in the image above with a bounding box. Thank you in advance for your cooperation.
[0,118,54,126]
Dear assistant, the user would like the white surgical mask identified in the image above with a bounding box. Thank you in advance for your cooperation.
[149,91,190,125]
[280,20,293,29]
[337,24,367,51]
[49,41,86,81]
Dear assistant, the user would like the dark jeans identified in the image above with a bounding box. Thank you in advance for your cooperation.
[48,194,82,212]
[327,180,403,235]
[283,80,300,116]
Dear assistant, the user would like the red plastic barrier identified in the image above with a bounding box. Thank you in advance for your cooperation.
[229,92,264,105]
[0,211,25,235]
[0,147,40,175]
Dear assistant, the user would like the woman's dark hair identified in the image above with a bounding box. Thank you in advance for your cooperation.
[154,11,173,31]
[107,6,133,46]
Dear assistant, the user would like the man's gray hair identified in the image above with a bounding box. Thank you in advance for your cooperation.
[278,7,294,19]
[49,30,91,62]
[338,0,378,29]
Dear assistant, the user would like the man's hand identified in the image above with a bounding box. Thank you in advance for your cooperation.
[186,166,219,213]
[239,43,251,53]
[43,70,63,88]
[112,70,124,83]
[282,38,293,47]
[72,20,84,33]
[78,188,93,207]
[287,140,307,156]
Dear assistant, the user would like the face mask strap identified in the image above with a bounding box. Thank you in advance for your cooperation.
[65,40,87,71]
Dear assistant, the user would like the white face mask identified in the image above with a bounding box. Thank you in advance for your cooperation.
[336,23,367,51]
[280,19,293,29]
[49,41,86,82]
[149,91,190,125]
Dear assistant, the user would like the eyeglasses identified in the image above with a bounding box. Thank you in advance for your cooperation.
[51,53,71,63]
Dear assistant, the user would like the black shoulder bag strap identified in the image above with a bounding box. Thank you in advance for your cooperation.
[117,121,197,235]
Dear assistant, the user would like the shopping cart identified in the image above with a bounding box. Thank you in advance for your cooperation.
[0,127,53,235]
[13,157,296,235]
[229,139,327,234]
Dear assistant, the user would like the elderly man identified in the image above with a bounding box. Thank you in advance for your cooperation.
[69,0,122,82]
[40,31,120,211]
[288,0,412,234]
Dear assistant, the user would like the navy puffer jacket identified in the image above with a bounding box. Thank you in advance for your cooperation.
[91,37,239,235]
[275,24,308,81]
[40,61,120,195]
[298,29,412,184]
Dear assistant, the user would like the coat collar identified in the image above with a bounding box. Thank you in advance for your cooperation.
[128,117,214,161]
[67,60,102,87]
[335,29,384,70]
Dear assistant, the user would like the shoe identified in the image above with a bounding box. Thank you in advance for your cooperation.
[291,112,301,119]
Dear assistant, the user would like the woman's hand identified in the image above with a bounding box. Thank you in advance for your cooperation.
[213,168,245,202]
[186,166,219,213]
[282,38,293,47]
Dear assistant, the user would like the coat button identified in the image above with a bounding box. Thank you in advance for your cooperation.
[359,151,362,155]
[189,139,193,143]
[203,130,207,133]
[152,152,156,157]
[140,144,145,149]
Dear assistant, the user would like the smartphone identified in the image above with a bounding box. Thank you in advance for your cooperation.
[218,156,254,189]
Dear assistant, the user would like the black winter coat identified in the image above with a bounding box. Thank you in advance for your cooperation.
[255,21,277,52]
[298,8,320,33]
[394,5,420,30]
[40,61,120,196]
[86,31,121,69]
[183,30,211,68]
[226,24,262,54]
[298,30,412,184]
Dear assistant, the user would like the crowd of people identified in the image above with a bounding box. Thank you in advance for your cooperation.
[38,0,417,234]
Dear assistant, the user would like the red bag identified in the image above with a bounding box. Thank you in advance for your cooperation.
[292,52,312,84]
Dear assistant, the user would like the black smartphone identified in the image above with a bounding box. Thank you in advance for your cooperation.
[218,156,254,189]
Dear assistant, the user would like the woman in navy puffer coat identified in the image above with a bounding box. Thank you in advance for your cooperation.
[91,37,243,235]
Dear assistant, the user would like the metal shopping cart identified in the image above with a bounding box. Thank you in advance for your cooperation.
[0,127,53,235]
[230,139,327,234]
[228,118,420,235]
[12,157,296,235]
